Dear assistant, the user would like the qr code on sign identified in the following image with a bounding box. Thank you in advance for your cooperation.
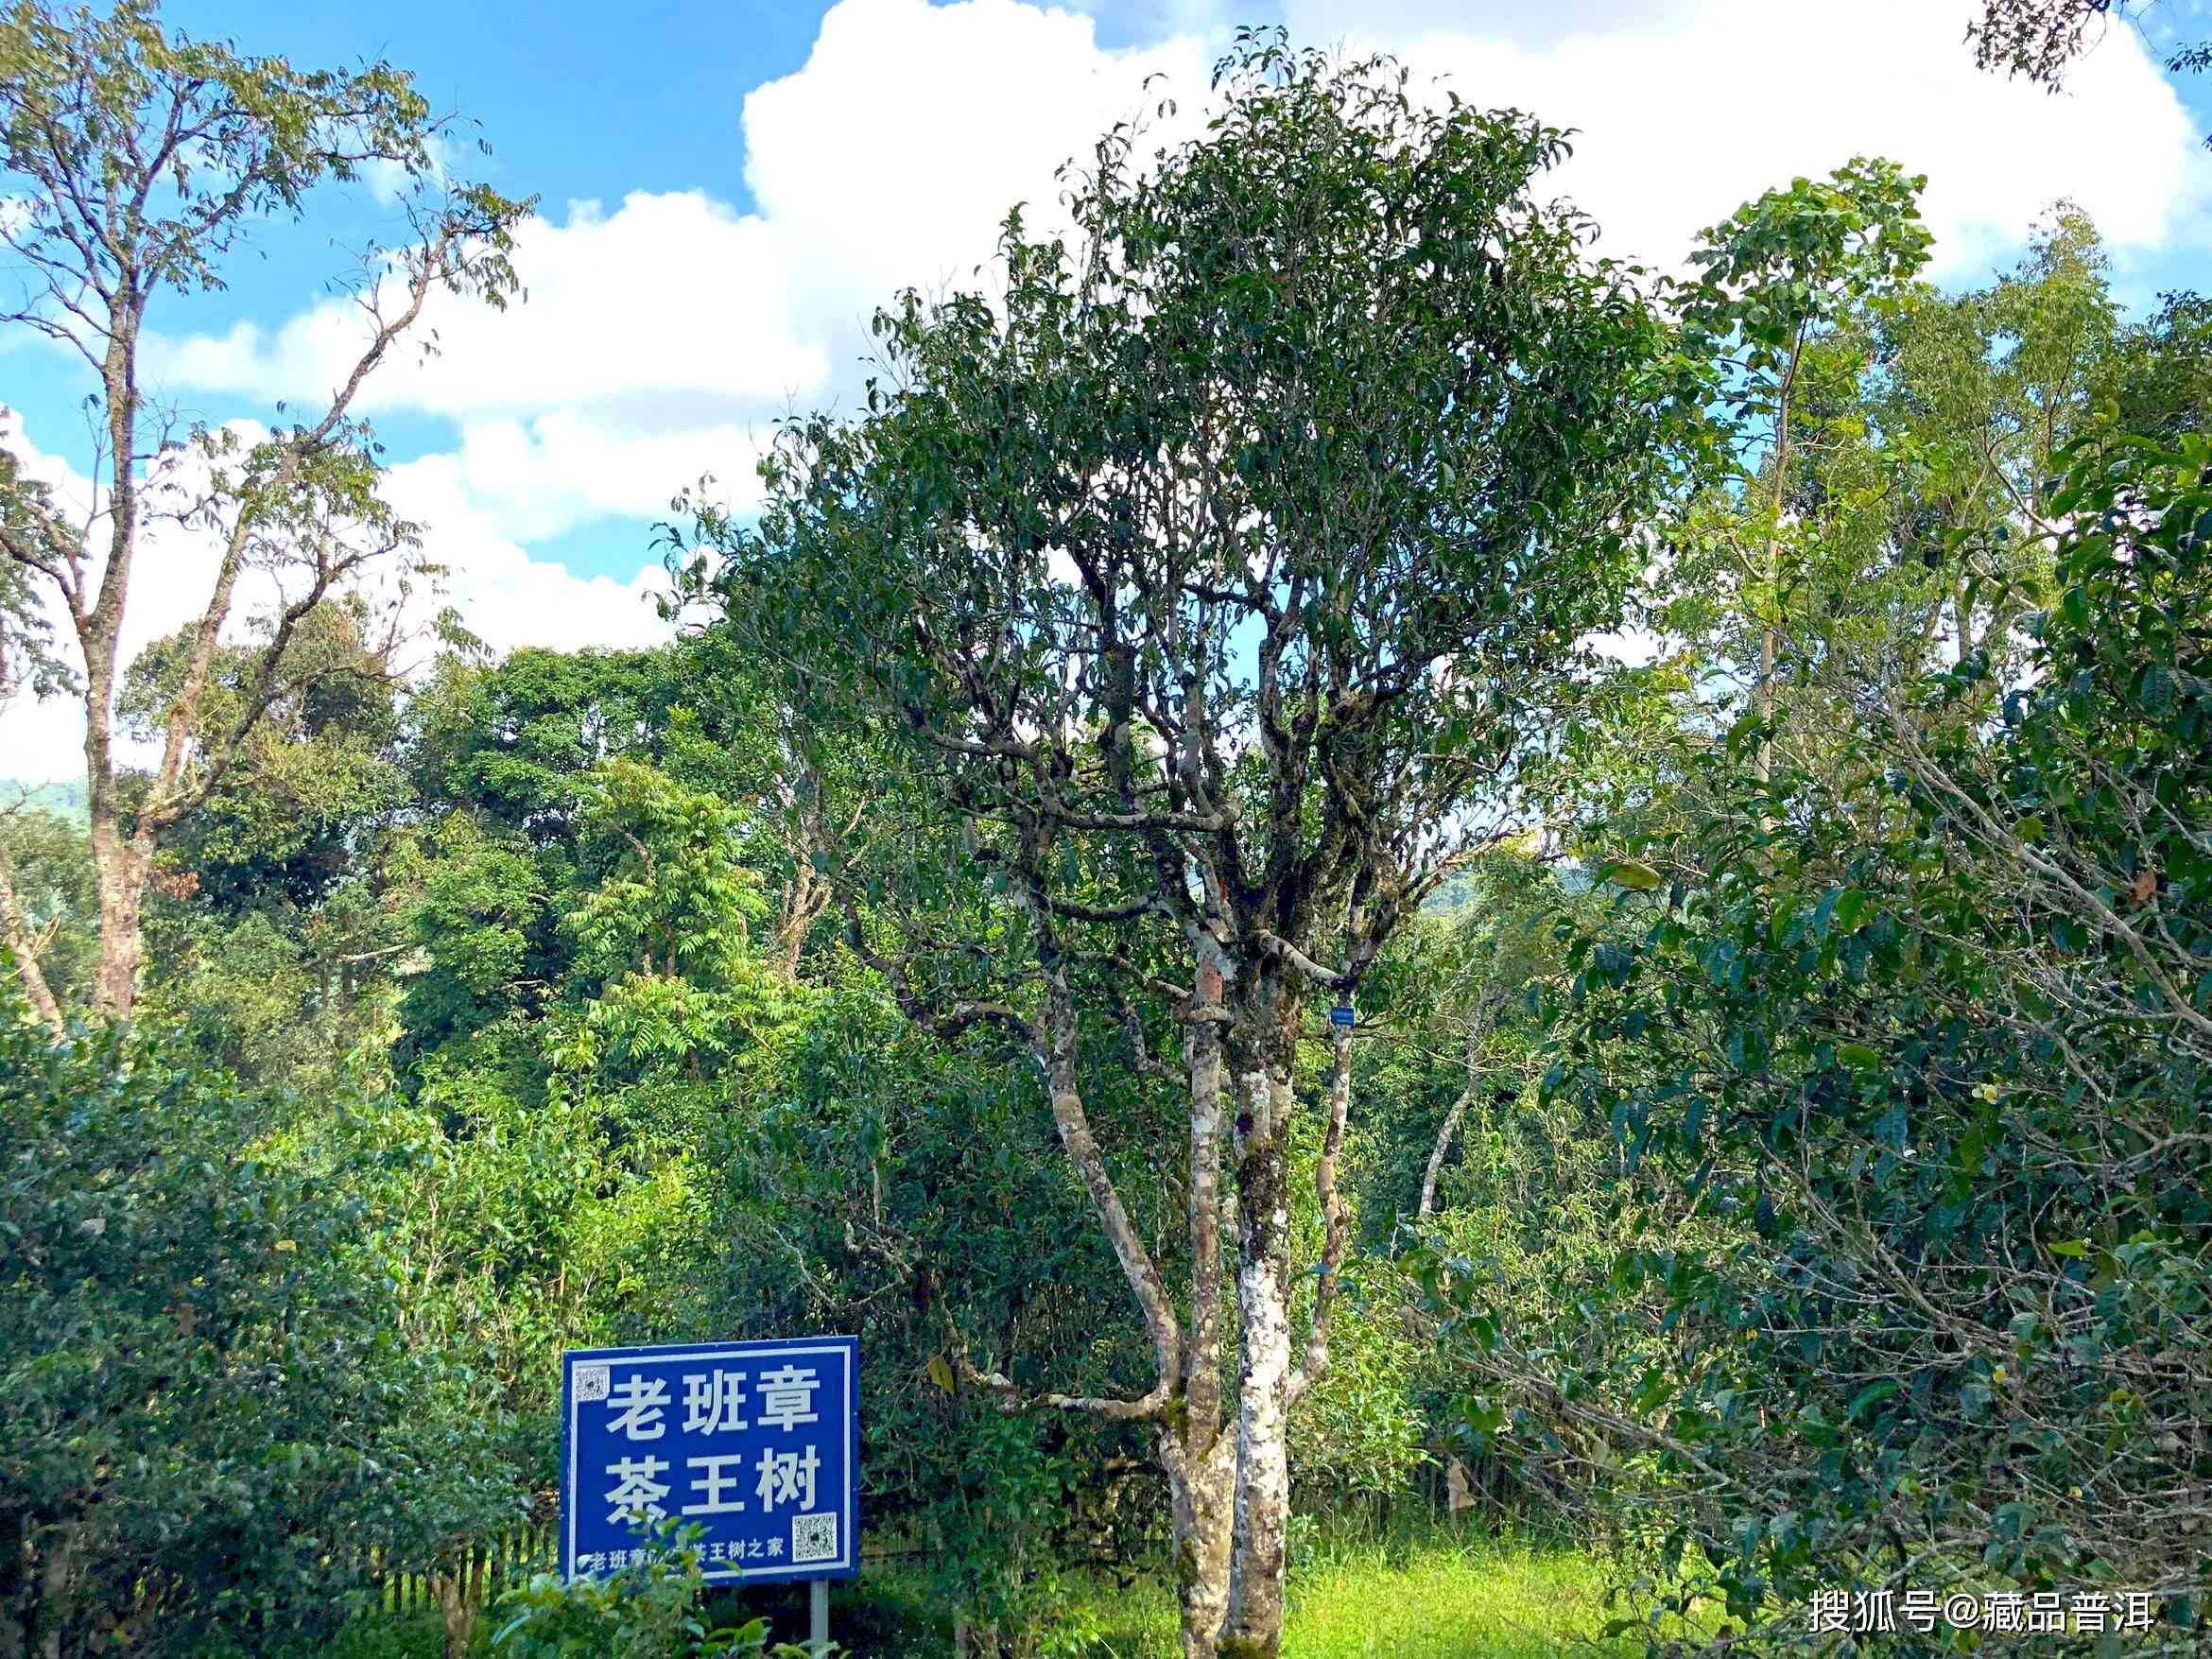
[574,1364,610,1404]
[790,1512,838,1564]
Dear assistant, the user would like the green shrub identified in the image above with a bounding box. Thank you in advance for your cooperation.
[1441,430,2212,1643]
[0,999,517,1657]
[488,1520,819,1658]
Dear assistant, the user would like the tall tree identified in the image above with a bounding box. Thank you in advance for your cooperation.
[1868,202,2117,681]
[676,32,1674,1655]
[0,439,77,1031]
[0,0,528,1021]
[2107,285,2212,441]
[1672,157,1931,798]
[1486,423,2212,1645]
[1656,197,2122,839]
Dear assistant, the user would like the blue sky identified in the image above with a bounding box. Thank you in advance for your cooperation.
[6,0,2212,778]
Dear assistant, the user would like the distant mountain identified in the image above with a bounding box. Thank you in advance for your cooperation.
[1425,868,1478,914]
[0,778,89,824]
[1421,851,1596,915]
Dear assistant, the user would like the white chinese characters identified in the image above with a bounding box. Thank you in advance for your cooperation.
[755,1445,820,1514]
[1809,1586,2158,1635]
[603,1456,670,1524]
[593,1362,827,1548]
[606,1374,669,1441]
[683,1368,749,1435]
[578,1348,843,1580]
[681,1454,750,1516]
[605,1363,813,1439]
[755,1364,821,1432]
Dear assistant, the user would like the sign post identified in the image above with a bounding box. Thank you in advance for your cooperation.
[562,1336,858,1651]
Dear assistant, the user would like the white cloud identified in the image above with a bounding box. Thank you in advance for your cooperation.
[245,0,1208,425]
[134,0,1215,555]
[16,0,2208,787]
[0,692,87,787]
[1285,0,2212,280]
[407,526,670,659]
[135,0,2212,504]
[358,129,468,208]
[0,407,671,784]
[141,189,826,423]
[741,0,1207,331]
[387,414,768,544]
[9,0,1224,779]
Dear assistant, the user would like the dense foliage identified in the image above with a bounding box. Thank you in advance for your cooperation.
[2,4,2209,1655]
[0,1004,518,1656]
[1419,280,2212,1656]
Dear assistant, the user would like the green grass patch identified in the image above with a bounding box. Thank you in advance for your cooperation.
[307,1521,1664,1657]
[848,1521,1650,1659]
[1286,1531,1636,1659]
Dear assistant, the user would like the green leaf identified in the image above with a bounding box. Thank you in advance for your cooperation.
[1608,859,1667,892]
[1847,1380,1897,1422]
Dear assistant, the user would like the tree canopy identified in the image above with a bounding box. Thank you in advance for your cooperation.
[2,7,2209,1658]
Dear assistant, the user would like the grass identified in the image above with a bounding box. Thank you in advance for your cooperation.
[1286,1531,1639,1659]
[312,1519,1662,1658]
[997,1527,1647,1659]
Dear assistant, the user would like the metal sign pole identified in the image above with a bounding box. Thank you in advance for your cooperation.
[810,1578,829,1655]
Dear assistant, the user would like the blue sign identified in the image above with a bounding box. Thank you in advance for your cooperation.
[562,1337,859,1585]
[1329,1003,1356,1028]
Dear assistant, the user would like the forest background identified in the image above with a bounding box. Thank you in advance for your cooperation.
[2,0,2210,1656]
